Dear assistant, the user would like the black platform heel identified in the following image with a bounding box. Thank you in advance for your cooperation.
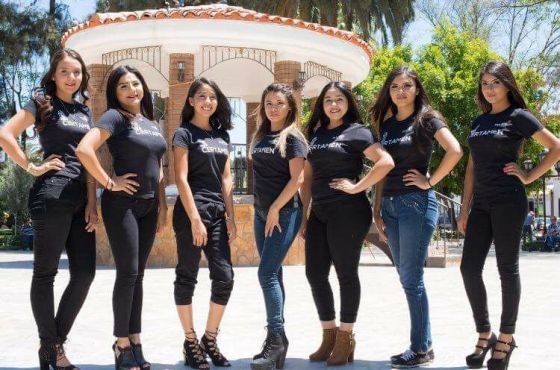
[200,330,231,367]
[183,331,210,369]
[38,341,79,370]
[130,343,151,370]
[466,332,497,368]
[487,337,517,370]
[113,342,138,370]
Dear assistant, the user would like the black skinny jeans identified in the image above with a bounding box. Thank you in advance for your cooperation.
[173,200,234,306]
[29,176,96,344]
[101,191,158,337]
[460,190,528,334]
[305,194,372,323]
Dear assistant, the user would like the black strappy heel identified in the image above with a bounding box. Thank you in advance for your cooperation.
[487,337,517,370]
[466,332,497,368]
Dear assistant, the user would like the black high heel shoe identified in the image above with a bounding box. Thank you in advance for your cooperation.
[113,342,139,370]
[130,343,151,370]
[200,330,231,367]
[39,341,78,370]
[183,331,210,370]
[466,332,497,368]
[487,337,517,370]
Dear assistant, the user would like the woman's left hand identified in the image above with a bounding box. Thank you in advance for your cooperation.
[503,162,530,184]
[329,178,359,194]
[156,207,168,234]
[265,207,282,238]
[84,202,98,232]
[403,169,431,190]
[226,219,237,244]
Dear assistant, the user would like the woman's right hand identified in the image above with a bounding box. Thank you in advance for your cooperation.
[298,218,308,239]
[191,218,208,247]
[111,173,139,195]
[457,209,468,235]
[374,213,388,243]
[27,154,65,176]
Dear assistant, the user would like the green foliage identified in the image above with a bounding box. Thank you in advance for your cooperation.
[0,161,35,231]
[355,23,553,196]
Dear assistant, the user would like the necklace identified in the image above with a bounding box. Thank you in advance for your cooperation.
[55,96,77,116]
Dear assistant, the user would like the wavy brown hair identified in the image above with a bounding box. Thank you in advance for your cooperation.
[476,61,527,113]
[370,66,444,153]
[33,48,90,132]
[249,83,307,158]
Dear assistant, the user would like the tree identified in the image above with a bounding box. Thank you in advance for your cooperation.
[96,0,417,45]
[355,23,551,195]
[0,160,35,231]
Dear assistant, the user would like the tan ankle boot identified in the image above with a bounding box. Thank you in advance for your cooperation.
[326,329,355,366]
[309,327,338,361]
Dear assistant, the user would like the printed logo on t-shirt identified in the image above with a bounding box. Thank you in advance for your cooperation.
[469,121,512,139]
[308,136,342,152]
[381,126,413,146]
[130,120,164,138]
[252,146,275,155]
[198,140,229,155]
[59,114,90,131]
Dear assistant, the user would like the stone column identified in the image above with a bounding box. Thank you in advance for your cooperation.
[246,102,259,194]
[274,60,303,113]
[86,64,112,176]
[167,53,194,184]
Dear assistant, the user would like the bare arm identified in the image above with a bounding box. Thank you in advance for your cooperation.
[457,154,475,234]
[503,128,560,184]
[330,143,394,194]
[76,128,139,194]
[373,179,387,242]
[264,157,305,237]
[221,157,237,242]
[0,109,64,175]
[402,127,463,189]
[298,161,313,238]
[156,162,167,233]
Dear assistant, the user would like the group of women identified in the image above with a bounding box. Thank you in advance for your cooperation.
[0,47,559,370]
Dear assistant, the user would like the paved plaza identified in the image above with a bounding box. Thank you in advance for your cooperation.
[0,249,558,369]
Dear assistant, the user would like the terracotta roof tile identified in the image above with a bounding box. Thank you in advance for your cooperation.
[62,4,373,62]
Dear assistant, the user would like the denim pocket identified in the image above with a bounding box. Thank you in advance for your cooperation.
[28,177,74,217]
[400,191,428,215]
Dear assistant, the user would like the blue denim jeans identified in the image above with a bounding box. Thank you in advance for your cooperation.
[254,206,302,334]
[381,190,438,352]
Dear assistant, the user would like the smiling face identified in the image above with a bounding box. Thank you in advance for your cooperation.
[389,73,417,112]
[115,72,144,113]
[264,91,290,128]
[480,73,509,107]
[52,55,83,101]
[189,84,218,120]
[323,87,348,124]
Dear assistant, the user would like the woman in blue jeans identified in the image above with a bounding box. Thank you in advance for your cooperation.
[371,66,462,368]
[249,83,307,370]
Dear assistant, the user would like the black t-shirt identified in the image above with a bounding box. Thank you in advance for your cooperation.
[380,115,446,196]
[468,106,543,197]
[251,131,307,209]
[23,98,92,181]
[172,122,231,205]
[97,109,167,199]
[307,122,377,204]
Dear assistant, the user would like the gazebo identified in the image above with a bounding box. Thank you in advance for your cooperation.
[62,4,373,267]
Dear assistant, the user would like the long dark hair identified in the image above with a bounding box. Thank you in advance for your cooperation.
[106,65,154,120]
[370,66,444,152]
[180,77,232,130]
[476,61,527,113]
[249,83,307,158]
[306,81,362,138]
[34,48,90,132]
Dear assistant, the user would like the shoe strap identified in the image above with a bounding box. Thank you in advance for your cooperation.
[496,339,517,348]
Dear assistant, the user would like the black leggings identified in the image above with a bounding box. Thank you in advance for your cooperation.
[101,191,158,337]
[173,200,234,306]
[29,176,96,344]
[460,191,528,334]
[305,194,372,323]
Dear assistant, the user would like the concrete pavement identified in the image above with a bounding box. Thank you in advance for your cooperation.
[0,250,558,369]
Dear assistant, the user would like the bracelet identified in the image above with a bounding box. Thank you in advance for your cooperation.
[427,178,433,188]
